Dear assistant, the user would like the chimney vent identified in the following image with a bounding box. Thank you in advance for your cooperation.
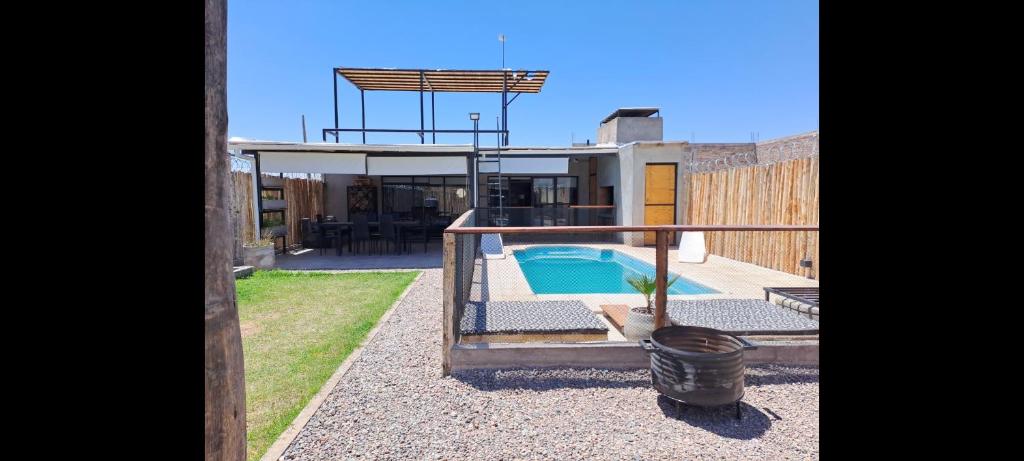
[597,107,663,145]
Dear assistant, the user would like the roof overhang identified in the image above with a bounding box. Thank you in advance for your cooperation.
[229,139,475,154]
[228,139,619,175]
[478,146,619,157]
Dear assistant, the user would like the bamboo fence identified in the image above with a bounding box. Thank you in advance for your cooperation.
[686,156,819,279]
[230,172,325,255]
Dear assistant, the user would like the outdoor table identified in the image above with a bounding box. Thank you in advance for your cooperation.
[331,220,421,254]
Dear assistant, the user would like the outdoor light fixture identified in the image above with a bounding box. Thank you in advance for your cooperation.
[469,112,480,120]
[799,257,814,279]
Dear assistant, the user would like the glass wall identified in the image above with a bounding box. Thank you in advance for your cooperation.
[381,176,469,220]
[487,176,578,208]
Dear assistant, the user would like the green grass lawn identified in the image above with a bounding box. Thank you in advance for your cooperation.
[236,270,420,460]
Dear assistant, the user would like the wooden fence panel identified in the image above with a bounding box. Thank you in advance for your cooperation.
[230,172,324,255]
[230,171,254,264]
[687,156,819,279]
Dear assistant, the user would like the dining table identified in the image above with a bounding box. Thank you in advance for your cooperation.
[317,220,425,255]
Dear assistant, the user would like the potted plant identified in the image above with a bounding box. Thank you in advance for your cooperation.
[623,273,680,340]
[243,230,276,269]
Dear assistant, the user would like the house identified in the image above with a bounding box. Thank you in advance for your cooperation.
[228,67,809,248]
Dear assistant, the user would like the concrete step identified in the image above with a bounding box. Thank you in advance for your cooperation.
[233,266,254,279]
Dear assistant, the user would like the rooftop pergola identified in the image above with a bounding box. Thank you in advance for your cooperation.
[327,67,550,145]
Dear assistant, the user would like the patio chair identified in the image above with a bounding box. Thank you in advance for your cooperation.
[351,213,379,254]
[318,222,343,256]
[425,208,449,248]
[401,210,429,253]
[300,218,320,249]
[379,213,400,254]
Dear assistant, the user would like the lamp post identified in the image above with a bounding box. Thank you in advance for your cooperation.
[470,112,480,209]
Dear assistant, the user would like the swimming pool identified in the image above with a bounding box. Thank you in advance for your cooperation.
[513,246,718,295]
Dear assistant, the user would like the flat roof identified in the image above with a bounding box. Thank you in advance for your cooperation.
[600,107,661,124]
[227,139,618,156]
[336,67,550,93]
[479,145,619,156]
[228,138,474,153]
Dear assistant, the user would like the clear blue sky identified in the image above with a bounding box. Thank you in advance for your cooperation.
[228,0,818,146]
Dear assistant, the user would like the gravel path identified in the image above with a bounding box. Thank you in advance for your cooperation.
[282,269,819,460]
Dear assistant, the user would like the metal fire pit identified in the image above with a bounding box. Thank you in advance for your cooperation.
[640,326,757,419]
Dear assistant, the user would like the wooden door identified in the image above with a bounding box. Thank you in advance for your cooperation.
[644,163,677,245]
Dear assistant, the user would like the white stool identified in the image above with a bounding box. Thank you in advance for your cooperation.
[677,231,706,263]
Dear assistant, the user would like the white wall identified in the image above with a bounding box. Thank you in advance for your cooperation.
[259,151,366,174]
[367,156,467,175]
[622,142,692,246]
[478,157,568,174]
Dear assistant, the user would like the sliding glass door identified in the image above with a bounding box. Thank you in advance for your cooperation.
[381,176,469,221]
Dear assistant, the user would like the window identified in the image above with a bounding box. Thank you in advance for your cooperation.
[533,178,554,206]
[486,176,578,207]
[380,176,469,218]
[260,188,283,200]
[261,210,285,228]
[555,177,578,205]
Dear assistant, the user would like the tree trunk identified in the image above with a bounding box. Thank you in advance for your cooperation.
[205,0,246,459]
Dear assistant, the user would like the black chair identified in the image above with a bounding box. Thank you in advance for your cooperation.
[424,207,446,250]
[351,213,379,254]
[400,209,429,253]
[379,214,400,254]
[301,218,320,249]
[318,223,342,256]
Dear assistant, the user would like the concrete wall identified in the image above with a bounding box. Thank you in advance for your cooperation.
[323,174,383,222]
[690,143,757,162]
[614,141,759,246]
[755,131,818,164]
[571,158,591,205]
[597,155,621,224]
[597,116,664,145]
[621,142,692,245]
[451,340,819,370]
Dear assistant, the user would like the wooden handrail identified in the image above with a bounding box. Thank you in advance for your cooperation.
[446,224,818,234]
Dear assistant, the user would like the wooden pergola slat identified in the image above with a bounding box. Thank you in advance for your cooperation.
[337,68,549,93]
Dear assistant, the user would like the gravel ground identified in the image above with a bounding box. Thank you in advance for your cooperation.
[282,268,819,460]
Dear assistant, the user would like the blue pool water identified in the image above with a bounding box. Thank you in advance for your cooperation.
[513,246,718,295]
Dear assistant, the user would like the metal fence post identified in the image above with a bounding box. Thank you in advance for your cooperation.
[654,229,669,328]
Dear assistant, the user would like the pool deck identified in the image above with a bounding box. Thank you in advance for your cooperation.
[470,243,819,342]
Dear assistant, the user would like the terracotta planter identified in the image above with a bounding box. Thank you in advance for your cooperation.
[243,245,275,270]
[623,307,656,340]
